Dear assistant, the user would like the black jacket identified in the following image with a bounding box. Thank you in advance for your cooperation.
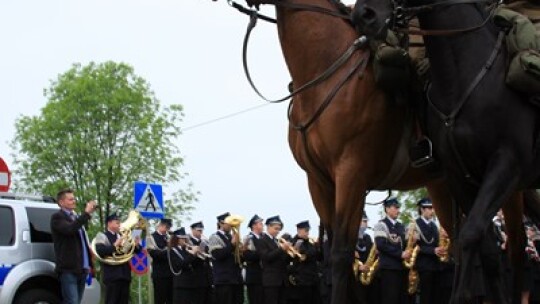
[257,233,291,287]
[95,230,141,284]
[243,232,262,285]
[50,210,93,275]
[209,231,243,285]
[374,218,406,270]
[148,231,173,279]
[415,218,440,272]
[289,236,319,286]
[169,246,198,288]
[189,236,212,287]
[356,233,373,263]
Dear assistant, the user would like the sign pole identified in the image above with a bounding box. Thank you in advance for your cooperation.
[138,275,141,304]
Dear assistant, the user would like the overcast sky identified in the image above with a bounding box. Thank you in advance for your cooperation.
[0,0,387,236]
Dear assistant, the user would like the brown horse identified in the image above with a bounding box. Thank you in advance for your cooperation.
[236,0,538,302]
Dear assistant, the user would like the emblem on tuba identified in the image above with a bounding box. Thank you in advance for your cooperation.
[91,210,147,265]
[224,214,244,265]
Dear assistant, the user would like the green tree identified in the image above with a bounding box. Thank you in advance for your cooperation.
[10,61,197,232]
[396,188,428,226]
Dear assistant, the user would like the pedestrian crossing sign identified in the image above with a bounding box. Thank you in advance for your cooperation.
[133,181,164,219]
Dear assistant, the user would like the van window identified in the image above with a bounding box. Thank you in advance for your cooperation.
[26,207,56,243]
[0,206,15,246]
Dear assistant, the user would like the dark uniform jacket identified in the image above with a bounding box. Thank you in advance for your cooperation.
[209,231,243,285]
[189,236,212,287]
[415,218,440,272]
[243,232,262,285]
[148,231,173,279]
[289,236,319,286]
[95,230,141,284]
[169,246,198,288]
[356,233,373,263]
[257,233,291,287]
[374,218,406,270]
[50,210,93,275]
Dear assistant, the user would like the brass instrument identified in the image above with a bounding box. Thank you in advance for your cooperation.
[186,245,212,260]
[224,214,244,265]
[403,222,420,295]
[438,227,451,262]
[278,237,307,261]
[360,244,378,285]
[91,210,146,265]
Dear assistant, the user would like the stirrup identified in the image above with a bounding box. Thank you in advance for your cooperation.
[410,136,434,168]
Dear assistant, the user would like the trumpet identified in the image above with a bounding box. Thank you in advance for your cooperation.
[186,245,212,260]
[438,227,451,262]
[278,237,306,261]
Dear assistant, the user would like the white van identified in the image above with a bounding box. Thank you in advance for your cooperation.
[0,192,100,304]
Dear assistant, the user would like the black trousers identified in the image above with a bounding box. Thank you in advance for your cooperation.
[215,284,244,304]
[379,269,407,304]
[153,277,173,304]
[264,286,286,304]
[287,285,316,304]
[419,270,438,304]
[247,283,264,304]
[105,280,130,304]
[173,288,197,304]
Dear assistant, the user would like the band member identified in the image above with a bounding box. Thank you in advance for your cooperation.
[414,198,443,304]
[189,221,213,304]
[94,213,142,304]
[319,228,332,304]
[526,224,540,303]
[288,220,319,304]
[147,218,173,304]
[355,212,375,304]
[243,214,264,304]
[257,215,291,304]
[373,198,409,304]
[208,212,244,304]
[169,227,201,304]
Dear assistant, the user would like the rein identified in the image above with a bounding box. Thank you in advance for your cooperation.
[229,0,362,104]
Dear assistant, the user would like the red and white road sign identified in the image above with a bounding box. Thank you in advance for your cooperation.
[0,158,11,192]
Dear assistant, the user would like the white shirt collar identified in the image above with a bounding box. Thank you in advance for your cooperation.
[386,216,397,225]
[421,216,432,225]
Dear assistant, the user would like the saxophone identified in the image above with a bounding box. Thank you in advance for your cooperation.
[360,244,379,285]
[403,222,420,295]
[438,227,451,262]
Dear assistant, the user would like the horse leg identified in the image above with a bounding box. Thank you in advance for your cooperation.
[426,178,455,235]
[330,173,366,304]
[502,192,525,304]
[453,161,520,304]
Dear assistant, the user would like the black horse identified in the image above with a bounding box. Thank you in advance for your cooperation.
[353,0,540,302]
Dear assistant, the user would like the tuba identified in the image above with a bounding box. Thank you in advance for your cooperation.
[403,222,420,295]
[91,210,146,265]
[224,214,244,265]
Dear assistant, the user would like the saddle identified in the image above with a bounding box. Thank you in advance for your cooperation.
[495,1,540,94]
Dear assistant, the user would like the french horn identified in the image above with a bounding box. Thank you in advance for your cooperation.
[224,214,244,265]
[91,210,147,265]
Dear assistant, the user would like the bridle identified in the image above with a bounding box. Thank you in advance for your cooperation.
[387,0,500,36]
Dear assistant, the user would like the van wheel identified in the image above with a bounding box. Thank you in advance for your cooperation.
[14,288,61,304]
